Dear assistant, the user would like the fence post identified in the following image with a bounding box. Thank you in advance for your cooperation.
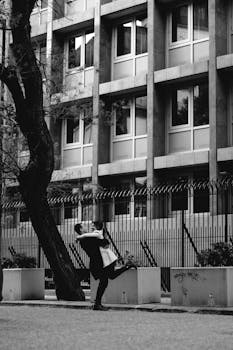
[37,243,41,268]
[181,210,185,267]
[224,188,228,243]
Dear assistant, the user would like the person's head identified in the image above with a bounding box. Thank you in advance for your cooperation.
[92,221,103,231]
[74,223,83,235]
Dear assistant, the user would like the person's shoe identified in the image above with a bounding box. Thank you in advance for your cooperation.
[93,304,109,311]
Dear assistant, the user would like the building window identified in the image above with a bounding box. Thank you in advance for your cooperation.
[168,82,209,153]
[193,1,208,41]
[113,16,148,79]
[62,106,93,167]
[33,41,46,77]
[112,96,147,161]
[64,113,92,146]
[172,5,188,43]
[33,0,48,11]
[168,1,209,67]
[172,89,189,127]
[111,176,146,217]
[67,31,94,70]
[20,209,30,223]
[41,0,48,9]
[116,16,147,58]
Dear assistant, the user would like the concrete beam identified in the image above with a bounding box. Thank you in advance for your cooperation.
[217,147,233,162]
[51,86,93,105]
[98,159,146,176]
[101,0,147,20]
[100,73,147,97]
[154,61,209,85]
[53,8,94,34]
[154,150,209,170]
[51,166,92,182]
[217,54,233,71]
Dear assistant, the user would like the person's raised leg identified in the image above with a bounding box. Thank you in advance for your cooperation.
[107,262,136,280]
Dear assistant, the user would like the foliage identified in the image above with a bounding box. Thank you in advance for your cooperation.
[197,242,233,267]
[123,250,142,267]
[1,253,37,269]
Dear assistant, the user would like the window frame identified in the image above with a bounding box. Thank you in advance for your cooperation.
[167,82,209,153]
[65,30,95,74]
[114,16,148,61]
[32,0,48,13]
[62,109,93,167]
[167,1,209,66]
[111,96,147,161]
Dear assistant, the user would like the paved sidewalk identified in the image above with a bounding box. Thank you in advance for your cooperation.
[1,290,233,316]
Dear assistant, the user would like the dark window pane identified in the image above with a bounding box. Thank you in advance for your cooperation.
[66,117,80,144]
[194,188,209,213]
[85,32,94,67]
[115,199,130,215]
[172,89,189,126]
[116,101,131,135]
[39,43,46,66]
[41,0,48,9]
[64,203,73,219]
[136,17,147,55]
[20,210,30,222]
[117,22,132,56]
[68,36,81,69]
[135,96,147,135]
[51,205,61,225]
[39,43,46,77]
[194,84,209,126]
[84,117,92,144]
[172,5,188,42]
[82,201,93,221]
[172,190,188,211]
[193,1,208,40]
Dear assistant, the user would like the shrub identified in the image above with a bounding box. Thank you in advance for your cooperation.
[197,242,233,267]
[1,253,37,268]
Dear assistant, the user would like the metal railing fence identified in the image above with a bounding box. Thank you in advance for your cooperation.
[1,178,233,291]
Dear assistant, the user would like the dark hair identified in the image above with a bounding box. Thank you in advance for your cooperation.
[74,223,82,234]
[92,221,103,230]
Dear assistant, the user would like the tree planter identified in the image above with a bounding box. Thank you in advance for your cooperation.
[2,268,45,301]
[91,267,161,304]
[171,267,233,307]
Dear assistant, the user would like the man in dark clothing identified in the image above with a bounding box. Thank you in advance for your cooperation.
[75,223,134,310]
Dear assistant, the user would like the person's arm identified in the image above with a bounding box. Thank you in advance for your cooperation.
[76,231,103,240]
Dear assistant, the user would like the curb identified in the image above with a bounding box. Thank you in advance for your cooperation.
[1,300,233,316]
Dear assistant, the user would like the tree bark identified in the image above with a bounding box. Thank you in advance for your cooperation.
[0,0,85,300]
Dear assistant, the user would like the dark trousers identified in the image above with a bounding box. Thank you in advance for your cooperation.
[95,263,129,306]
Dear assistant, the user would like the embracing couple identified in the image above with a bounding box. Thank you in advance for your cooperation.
[75,221,136,311]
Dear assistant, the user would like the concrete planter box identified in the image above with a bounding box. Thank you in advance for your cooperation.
[91,267,161,304]
[171,267,233,307]
[2,268,45,301]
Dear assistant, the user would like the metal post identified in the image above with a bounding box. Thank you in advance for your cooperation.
[181,210,185,267]
[37,243,41,268]
[224,189,228,243]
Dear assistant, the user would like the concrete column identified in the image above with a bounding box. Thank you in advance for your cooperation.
[147,0,165,218]
[92,0,101,220]
[209,0,227,213]
[45,0,53,126]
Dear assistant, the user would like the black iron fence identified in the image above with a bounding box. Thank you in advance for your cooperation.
[1,178,233,291]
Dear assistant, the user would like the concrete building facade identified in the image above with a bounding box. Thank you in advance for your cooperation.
[8,0,233,219]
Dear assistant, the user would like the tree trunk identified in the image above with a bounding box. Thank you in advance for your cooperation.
[0,0,85,300]
[19,177,85,300]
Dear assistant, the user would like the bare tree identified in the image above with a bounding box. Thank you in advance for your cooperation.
[0,0,85,300]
